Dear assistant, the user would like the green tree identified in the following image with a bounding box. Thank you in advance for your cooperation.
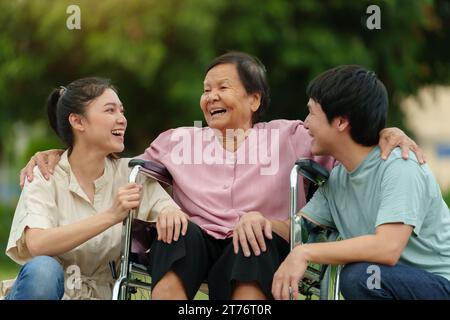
[0,0,449,278]
[0,0,448,156]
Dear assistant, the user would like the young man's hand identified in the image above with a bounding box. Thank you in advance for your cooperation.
[272,247,308,300]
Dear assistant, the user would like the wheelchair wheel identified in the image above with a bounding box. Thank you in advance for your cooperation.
[319,264,342,300]
[114,263,152,300]
[116,276,152,300]
[128,273,152,300]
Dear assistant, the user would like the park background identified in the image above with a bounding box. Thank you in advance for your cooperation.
[0,0,449,291]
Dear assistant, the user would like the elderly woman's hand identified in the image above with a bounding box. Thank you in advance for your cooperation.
[379,128,425,164]
[19,149,64,189]
[156,206,189,244]
[233,211,272,257]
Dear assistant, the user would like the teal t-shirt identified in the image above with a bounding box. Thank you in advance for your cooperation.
[302,146,450,281]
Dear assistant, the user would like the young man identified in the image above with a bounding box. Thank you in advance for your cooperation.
[272,65,450,300]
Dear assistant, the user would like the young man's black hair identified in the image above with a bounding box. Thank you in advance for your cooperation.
[306,65,388,146]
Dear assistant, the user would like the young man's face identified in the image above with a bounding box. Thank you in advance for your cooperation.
[304,98,336,155]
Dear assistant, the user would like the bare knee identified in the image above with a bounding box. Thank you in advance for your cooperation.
[152,271,188,300]
[232,281,267,300]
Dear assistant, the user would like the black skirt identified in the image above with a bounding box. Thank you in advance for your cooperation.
[147,220,289,300]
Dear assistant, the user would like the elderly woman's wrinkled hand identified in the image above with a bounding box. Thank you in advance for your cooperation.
[156,206,189,244]
[233,211,272,257]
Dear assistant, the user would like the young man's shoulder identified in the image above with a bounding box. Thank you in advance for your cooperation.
[327,147,422,182]
[327,162,346,185]
[384,147,421,165]
[381,147,430,177]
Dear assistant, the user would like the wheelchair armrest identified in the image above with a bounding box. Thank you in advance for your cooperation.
[296,158,329,186]
[128,159,173,186]
[130,219,157,265]
[301,217,335,244]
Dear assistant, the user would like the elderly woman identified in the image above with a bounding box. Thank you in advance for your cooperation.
[20,52,423,300]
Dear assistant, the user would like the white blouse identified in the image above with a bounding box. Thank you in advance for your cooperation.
[4,151,178,299]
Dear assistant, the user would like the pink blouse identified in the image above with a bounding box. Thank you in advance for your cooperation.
[141,119,335,239]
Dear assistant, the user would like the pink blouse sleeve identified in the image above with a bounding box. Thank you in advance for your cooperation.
[138,129,174,164]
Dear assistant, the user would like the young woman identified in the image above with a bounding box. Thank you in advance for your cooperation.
[3,77,182,300]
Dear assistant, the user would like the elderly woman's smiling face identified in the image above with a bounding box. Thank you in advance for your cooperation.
[200,63,261,133]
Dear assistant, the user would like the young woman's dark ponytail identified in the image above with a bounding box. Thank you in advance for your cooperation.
[46,87,63,138]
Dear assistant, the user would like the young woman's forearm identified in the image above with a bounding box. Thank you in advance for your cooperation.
[26,212,119,257]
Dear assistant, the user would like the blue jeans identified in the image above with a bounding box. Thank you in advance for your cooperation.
[5,256,65,300]
[339,262,450,300]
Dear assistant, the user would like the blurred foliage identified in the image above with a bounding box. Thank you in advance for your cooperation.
[1,0,449,278]
[0,203,16,267]
[445,191,450,207]
[0,0,449,158]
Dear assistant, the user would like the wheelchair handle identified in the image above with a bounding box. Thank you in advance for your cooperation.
[290,159,330,250]
[128,159,173,185]
[295,158,329,187]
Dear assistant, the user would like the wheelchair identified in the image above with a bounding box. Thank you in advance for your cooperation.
[112,158,342,300]
[112,159,171,300]
[290,158,342,300]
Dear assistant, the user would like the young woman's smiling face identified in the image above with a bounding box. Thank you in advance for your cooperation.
[79,88,127,153]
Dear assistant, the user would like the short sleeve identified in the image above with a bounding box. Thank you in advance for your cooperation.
[6,168,58,264]
[138,129,174,163]
[114,158,179,222]
[300,186,336,229]
[375,159,428,235]
[136,177,180,221]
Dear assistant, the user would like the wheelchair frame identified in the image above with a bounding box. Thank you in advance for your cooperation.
[112,159,171,300]
[112,157,342,300]
[290,158,342,300]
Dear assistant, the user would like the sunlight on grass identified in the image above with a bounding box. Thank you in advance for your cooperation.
[0,260,19,281]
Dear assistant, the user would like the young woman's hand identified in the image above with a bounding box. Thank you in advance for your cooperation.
[107,183,142,223]
[156,207,189,244]
[19,149,64,188]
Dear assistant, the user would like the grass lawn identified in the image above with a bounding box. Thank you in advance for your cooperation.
[0,261,211,300]
[0,257,322,300]
[0,259,19,281]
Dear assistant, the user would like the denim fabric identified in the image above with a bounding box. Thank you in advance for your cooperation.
[5,256,64,300]
[340,262,450,300]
